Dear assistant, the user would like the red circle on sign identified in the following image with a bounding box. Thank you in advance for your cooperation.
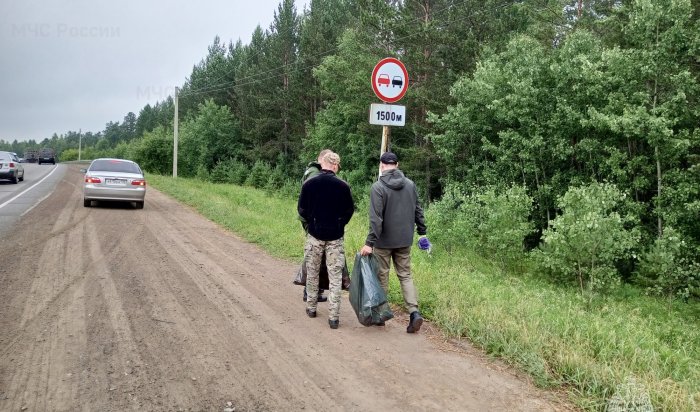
[371,57,409,103]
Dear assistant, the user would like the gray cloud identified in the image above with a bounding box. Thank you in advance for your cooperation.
[0,0,307,141]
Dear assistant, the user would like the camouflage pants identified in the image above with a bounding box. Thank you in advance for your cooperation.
[305,234,345,320]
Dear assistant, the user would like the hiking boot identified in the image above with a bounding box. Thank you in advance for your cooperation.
[406,311,423,333]
[303,289,328,302]
[328,319,339,329]
[306,308,317,318]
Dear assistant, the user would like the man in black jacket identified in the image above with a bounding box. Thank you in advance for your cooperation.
[299,149,332,303]
[360,152,427,333]
[298,152,354,329]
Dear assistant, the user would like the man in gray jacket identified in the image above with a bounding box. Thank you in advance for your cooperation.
[360,152,428,333]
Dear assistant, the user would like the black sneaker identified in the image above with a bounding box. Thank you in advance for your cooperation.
[306,308,317,318]
[406,311,423,333]
[328,319,339,329]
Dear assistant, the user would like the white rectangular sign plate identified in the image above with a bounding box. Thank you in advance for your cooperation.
[369,103,406,126]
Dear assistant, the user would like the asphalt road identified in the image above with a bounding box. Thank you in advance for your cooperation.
[0,163,66,237]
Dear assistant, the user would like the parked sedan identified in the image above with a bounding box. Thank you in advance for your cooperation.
[0,151,24,184]
[81,158,146,209]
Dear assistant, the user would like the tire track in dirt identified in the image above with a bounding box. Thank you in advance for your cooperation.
[141,196,338,409]
[141,192,438,409]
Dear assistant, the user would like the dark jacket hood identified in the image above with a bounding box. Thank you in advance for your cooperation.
[379,169,406,190]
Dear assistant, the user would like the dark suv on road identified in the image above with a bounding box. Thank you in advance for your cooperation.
[38,148,56,165]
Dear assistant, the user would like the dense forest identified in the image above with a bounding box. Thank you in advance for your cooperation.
[3,0,699,301]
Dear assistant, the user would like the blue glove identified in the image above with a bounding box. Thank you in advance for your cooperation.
[417,236,431,252]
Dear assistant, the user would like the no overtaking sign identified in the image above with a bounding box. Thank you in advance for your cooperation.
[371,57,409,103]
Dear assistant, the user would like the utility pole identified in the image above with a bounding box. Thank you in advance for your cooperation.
[173,86,179,178]
[78,128,82,161]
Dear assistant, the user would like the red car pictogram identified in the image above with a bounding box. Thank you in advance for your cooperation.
[377,74,390,87]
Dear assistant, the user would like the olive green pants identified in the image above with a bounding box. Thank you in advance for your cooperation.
[373,246,419,314]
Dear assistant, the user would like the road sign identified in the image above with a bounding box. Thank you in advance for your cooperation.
[369,103,406,126]
[371,58,409,103]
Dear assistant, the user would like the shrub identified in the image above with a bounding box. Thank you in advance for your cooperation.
[230,162,249,185]
[635,227,700,303]
[195,164,209,181]
[265,164,287,194]
[60,148,78,161]
[535,182,639,294]
[430,183,534,264]
[131,127,172,175]
[210,159,236,183]
[473,185,534,265]
[245,160,269,188]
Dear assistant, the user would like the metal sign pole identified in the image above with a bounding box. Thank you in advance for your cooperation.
[378,125,390,179]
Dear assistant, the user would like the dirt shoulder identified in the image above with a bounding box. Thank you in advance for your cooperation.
[0,164,572,411]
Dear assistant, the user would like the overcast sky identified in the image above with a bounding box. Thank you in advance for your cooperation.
[0,0,308,142]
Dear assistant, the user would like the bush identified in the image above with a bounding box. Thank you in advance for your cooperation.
[635,227,700,302]
[430,183,534,265]
[277,179,301,199]
[428,184,468,253]
[195,164,209,181]
[111,141,132,160]
[264,164,287,194]
[535,182,639,294]
[131,127,173,175]
[60,148,78,161]
[474,185,534,265]
[210,159,237,183]
[229,161,250,185]
[245,160,269,188]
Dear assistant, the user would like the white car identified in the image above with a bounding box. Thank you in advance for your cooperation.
[0,151,24,184]
[81,158,146,209]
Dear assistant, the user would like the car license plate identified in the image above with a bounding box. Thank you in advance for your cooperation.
[105,178,126,186]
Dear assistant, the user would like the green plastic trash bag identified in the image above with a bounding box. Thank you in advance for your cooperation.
[349,253,394,326]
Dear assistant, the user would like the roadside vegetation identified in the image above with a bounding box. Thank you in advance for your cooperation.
[4,1,699,409]
[149,174,699,411]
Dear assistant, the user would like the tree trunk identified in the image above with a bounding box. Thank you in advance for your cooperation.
[653,22,663,238]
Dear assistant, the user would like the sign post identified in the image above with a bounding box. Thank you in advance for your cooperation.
[371,58,409,177]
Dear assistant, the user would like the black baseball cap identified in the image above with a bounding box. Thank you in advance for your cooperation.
[380,152,398,164]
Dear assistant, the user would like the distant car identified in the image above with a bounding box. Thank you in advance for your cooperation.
[0,151,24,184]
[38,148,56,165]
[9,152,24,163]
[378,74,390,87]
[81,158,146,209]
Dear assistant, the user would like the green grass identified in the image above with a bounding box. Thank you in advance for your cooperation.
[149,175,700,411]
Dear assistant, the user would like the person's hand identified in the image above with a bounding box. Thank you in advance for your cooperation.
[417,235,431,252]
[360,245,373,256]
